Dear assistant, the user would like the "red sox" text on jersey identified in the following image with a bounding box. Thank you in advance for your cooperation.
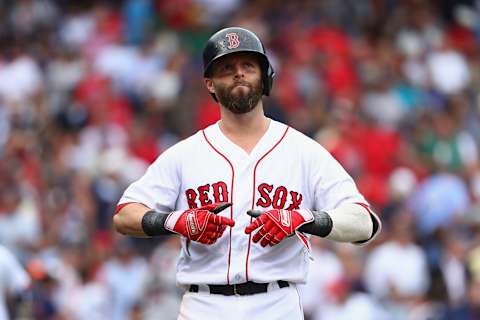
[185,182,303,210]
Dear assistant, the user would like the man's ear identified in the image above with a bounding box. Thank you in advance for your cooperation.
[204,78,215,94]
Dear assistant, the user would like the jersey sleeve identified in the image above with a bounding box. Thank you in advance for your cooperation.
[117,145,181,213]
[310,145,382,245]
[310,145,366,211]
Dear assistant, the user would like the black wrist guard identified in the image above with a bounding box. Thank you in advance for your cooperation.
[141,210,174,236]
[298,211,332,237]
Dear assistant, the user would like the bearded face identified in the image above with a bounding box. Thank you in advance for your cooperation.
[205,52,264,114]
[213,77,263,114]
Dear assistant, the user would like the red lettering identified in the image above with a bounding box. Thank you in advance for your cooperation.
[212,181,229,203]
[198,184,212,206]
[272,186,287,209]
[286,191,303,210]
[226,32,240,49]
[185,189,198,209]
[256,183,273,208]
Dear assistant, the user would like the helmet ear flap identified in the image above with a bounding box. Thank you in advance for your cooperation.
[263,63,275,96]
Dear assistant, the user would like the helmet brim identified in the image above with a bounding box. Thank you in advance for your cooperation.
[203,49,271,78]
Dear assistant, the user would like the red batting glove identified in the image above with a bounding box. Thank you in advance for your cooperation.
[165,203,234,245]
[244,209,313,247]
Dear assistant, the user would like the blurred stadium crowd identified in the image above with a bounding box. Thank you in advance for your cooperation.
[2,0,480,319]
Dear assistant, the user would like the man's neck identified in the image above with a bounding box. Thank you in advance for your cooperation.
[218,103,271,154]
[219,103,269,137]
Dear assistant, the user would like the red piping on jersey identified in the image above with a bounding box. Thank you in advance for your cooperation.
[114,202,136,214]
[246,126,289,281]
[202,129,235,285]
[354,202,372,214]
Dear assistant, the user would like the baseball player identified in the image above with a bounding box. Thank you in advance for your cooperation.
[113,27,381,320]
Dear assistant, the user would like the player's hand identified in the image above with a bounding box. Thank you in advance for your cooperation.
[245,209,313,247]
[165,203,234,245]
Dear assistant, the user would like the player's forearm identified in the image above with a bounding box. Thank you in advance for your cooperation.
[113,203,153,237]
[114,203,175,237]
[298,203,378,244]
[316,203,377,243]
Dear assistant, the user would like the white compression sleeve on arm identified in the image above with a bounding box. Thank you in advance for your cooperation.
[324,203,380,244]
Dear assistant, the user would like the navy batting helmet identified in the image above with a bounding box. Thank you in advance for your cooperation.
[202,27,275,98]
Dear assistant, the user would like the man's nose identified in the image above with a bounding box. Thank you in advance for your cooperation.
[233,64,245,78]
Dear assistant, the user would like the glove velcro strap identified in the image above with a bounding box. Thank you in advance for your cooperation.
[266,209,314,235]
[186,211,211,239]
[164,210,185,233]
[296,209,315,223]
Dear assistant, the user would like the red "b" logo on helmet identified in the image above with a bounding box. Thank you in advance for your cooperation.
[226,33,240,49]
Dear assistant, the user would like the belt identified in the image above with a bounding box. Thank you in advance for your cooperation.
[189,280,289,296]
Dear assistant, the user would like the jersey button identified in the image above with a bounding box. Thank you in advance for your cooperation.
[234,274,242,282]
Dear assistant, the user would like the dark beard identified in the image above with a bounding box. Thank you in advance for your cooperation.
[215,79,262,114]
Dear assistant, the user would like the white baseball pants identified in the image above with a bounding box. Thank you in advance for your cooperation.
[178,283,304,320]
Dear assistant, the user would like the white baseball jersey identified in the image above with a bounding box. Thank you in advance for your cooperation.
[118,119,367,286]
